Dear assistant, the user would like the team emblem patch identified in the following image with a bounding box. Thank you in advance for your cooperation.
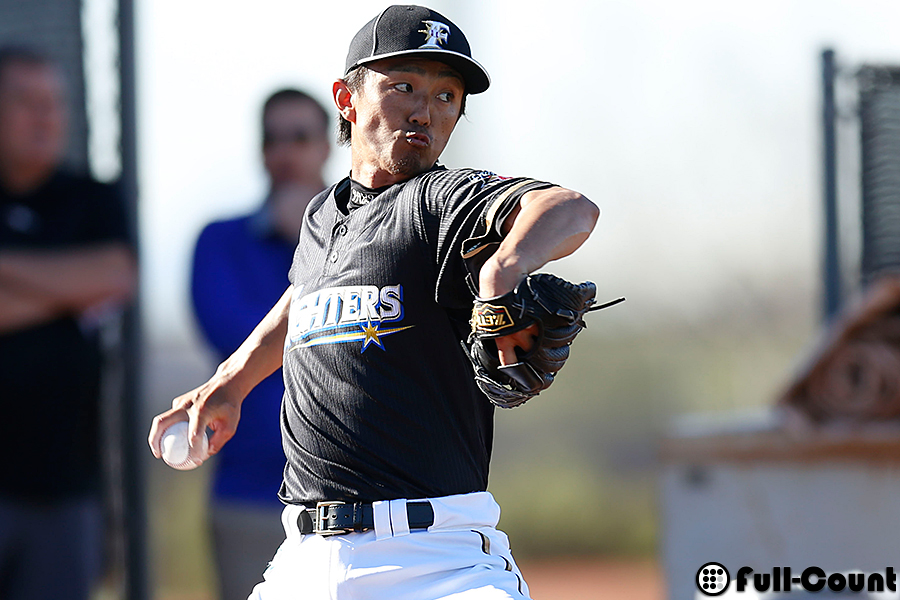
[286,284,413,353]
[467,170,511,184]
[419,20,450,48]
[472,303,516,333]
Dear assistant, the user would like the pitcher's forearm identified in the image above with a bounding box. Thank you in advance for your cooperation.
[213,284,292,400]
[480,187,598,297]
[148,285,294,458]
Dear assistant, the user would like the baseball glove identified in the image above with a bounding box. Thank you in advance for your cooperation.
[466,273,622,408]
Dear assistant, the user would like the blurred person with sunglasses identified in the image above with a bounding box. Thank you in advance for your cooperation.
[190,88,330,600]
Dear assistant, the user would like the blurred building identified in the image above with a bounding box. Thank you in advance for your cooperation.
[661,51,900,600]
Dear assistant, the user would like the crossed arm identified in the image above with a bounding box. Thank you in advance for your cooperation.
[148,187,599,459]
[0,244,137,333]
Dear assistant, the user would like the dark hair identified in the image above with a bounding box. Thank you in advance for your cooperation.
[336,66,468,147]
[262,88,330,141]
[0,45,55,86]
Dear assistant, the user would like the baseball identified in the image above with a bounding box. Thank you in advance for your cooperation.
[160,421,209,471]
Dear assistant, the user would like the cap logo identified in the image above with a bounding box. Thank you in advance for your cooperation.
[419,20,450,49]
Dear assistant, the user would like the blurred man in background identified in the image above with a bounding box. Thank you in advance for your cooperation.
[0,46,137,600]
[191,88,330,600]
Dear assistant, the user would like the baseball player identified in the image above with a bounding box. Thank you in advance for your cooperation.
[149,5,600,599]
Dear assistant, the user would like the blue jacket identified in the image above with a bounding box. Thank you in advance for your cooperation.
[191,206,296,505]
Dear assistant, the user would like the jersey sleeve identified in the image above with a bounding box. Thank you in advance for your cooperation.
[419,169,554,310]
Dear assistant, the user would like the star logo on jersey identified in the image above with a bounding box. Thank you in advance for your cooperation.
[419,20,450,48]
[362,321,382,349]
[297,321,413,353]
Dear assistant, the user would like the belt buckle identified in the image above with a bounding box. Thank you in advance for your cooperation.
[314,501,351,536]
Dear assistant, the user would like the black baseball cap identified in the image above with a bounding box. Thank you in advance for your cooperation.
[344,5,490,94]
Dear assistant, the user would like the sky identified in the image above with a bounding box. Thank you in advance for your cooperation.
[126,0,900,346]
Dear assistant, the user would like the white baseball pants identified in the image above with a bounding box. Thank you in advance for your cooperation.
[247,491,531,600]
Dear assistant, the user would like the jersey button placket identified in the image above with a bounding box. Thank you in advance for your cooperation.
[326,220,347,268]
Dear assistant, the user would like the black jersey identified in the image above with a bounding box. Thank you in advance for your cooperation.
[279,166,552,504]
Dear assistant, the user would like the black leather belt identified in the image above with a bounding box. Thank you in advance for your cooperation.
[297,501,434,536]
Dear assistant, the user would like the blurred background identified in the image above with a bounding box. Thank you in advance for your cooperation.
[7,0,900,598]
